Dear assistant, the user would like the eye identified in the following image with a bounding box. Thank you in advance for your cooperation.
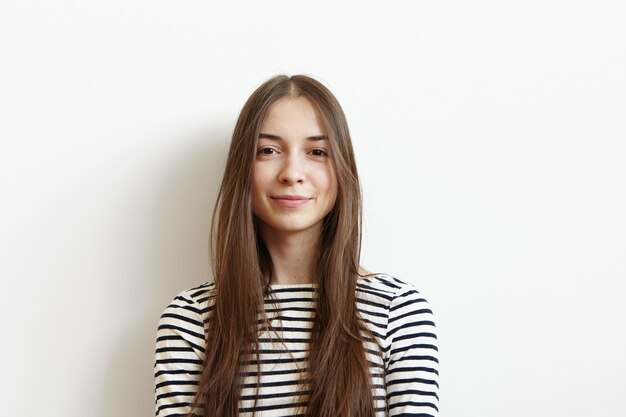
[309,148,328,157]
[257,147,277,156]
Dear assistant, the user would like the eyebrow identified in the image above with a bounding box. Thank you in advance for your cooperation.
[258,133,328,141]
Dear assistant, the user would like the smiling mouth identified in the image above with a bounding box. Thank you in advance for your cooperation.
[270,195,312,207]
[271,195,311,200]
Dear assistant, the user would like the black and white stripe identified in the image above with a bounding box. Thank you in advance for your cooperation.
[155,275,439,416]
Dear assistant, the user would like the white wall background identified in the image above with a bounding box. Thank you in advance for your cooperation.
[1,1,624,416]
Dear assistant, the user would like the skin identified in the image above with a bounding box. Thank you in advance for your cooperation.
[251,96,338,285]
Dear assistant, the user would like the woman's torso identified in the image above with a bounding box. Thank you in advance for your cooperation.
[155,275,439,417]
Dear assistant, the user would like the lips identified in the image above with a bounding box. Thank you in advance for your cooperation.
[271,195,311,200]
[270,195,312,208]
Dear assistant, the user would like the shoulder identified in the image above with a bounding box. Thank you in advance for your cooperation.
[154,284,215,416]
[357,274,432,309]
[356,274,435,332]
[357,274,436,331]
[157,282,216,333]
[171,281,215,306]
[375,276,436,347]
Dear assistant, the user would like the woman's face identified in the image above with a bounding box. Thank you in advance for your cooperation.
[251,96,338,240]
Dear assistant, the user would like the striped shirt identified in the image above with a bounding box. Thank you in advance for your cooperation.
[154,275,439,416]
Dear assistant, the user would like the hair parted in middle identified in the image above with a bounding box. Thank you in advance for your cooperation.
[191,74,383,417]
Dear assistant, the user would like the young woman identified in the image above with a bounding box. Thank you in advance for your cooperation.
[154,75,439,417]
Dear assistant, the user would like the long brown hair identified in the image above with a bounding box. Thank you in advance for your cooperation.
[192,75,380,416]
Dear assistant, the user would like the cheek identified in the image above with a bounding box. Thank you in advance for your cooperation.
[250,164,274,209]
[250,164,265,194]
[325,168,339,203]
[250,170,263,210]
[251,162,273,186]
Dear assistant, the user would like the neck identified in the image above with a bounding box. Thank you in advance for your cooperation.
[259,224,321,285]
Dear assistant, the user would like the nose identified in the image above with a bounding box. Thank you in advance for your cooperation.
[277,154,305,185]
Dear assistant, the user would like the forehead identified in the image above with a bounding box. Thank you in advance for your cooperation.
[260,96,326,136]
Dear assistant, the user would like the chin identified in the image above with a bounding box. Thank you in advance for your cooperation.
[261,220,323,236]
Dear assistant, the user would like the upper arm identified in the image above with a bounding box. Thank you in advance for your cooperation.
[384,284,439,417]
[154,294,206,417]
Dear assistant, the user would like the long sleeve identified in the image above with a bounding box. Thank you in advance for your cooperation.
[384,282,439,416]
[154,290,207,417]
